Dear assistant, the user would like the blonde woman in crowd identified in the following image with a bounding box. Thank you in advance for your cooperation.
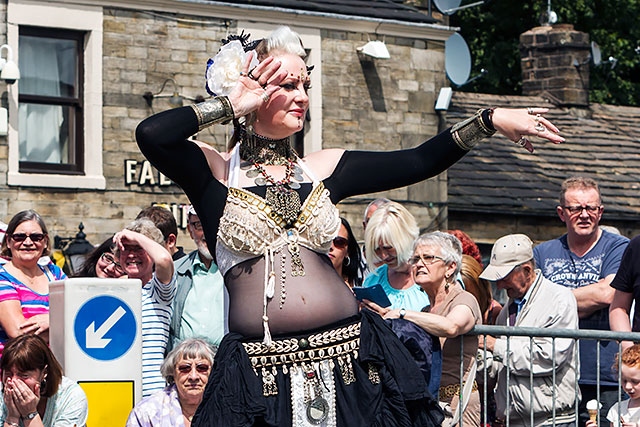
[362,202,430,311]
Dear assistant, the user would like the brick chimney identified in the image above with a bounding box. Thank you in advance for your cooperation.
[520,24,590,107]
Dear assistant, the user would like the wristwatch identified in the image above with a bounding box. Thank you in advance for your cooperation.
[399,308,406,319]
[24,411,38,420]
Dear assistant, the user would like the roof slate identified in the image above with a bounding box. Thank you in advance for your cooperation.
[446,92,640,220]
[206,0,437,23]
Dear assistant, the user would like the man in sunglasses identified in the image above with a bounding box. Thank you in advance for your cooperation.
[533,176,629,426]
[167,205,227,354]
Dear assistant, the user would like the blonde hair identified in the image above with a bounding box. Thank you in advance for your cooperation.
[460,254,492,315]
[364,201,419,267]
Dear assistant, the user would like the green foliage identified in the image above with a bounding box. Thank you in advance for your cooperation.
[450,0,640,105]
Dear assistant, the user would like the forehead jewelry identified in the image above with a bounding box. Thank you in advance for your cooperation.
[290,68,308,82]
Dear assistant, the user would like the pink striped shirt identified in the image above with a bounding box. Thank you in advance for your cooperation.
[0,262,66,356]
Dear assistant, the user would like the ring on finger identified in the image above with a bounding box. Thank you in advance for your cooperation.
[527,107,535,115]
[535,123,547,132]
[261,91,270,103]
[247,69,257,80]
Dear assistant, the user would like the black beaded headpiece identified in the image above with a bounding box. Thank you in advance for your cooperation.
[221,30,262,52]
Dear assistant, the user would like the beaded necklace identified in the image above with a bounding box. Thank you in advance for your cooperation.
[239,127,304,227]
[238,126,294,165]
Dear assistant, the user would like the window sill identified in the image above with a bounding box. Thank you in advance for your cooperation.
[8,171,106,189]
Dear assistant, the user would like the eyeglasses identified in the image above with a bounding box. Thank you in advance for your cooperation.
[409,254,445,265]
[100,252,125,275]
[562,205,602,215]
[189,221,202,231]
[332,236,348,249]
[177,363,211,374]
[9,233,47,243]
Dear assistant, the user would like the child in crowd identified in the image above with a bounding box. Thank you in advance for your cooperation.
[587,344,640,427]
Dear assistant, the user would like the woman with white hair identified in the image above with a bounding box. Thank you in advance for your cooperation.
[126,338,216,427]
[136,24,562,427]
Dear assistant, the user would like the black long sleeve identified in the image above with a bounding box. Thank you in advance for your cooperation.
[136,107,469,256]
[136,107,228,251]
[324,131,468,203]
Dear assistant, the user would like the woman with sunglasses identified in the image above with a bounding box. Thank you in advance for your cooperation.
[126,338,216,427]
[329,218,362,288]
[0,210,65,358]
[73,237,126,279]
[370,231,482,427]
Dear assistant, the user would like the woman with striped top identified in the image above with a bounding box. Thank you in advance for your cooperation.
[0,210,65,357]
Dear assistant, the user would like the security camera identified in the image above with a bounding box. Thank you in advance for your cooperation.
[0,45,20,85]
[0,60,20,84]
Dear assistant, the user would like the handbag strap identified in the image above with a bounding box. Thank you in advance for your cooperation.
[450,360,477,426]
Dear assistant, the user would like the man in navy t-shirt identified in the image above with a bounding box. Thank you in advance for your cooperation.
[533,177,628,427]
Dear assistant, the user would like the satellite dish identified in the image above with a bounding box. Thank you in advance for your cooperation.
[433,0,462,15]
[445,32,472,86]
[591,41,602,66]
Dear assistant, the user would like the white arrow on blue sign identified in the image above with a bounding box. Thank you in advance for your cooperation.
[74,295,137,361]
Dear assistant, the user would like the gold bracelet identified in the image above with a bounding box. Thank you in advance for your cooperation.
[450,108,497,151]
[190,96,235,131]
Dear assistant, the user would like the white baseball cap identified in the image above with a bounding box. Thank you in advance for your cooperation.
[479,234,533,281]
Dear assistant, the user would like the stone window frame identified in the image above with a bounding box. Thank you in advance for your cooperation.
[6,0,105,189]
[238,22,322,155]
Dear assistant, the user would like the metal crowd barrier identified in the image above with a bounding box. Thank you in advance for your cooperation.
[450,325,640,427]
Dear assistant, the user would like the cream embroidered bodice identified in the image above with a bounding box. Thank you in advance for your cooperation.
[215,145,341,344]
[216,183,340,275]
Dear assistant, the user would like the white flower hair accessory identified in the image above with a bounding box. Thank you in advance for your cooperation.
[205,32,260,97]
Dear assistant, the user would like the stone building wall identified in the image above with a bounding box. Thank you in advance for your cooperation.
[320,30,447,240]
[0,3,449,250]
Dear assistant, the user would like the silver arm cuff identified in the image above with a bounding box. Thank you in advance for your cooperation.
[190,96,235,131]
[450,108,496,151]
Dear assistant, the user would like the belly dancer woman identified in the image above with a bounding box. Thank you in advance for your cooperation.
[136,26,564,427]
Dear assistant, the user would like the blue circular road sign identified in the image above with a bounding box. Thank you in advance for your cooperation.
[74,295,137,361]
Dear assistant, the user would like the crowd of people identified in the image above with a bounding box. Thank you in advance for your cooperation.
[0,24,637,427]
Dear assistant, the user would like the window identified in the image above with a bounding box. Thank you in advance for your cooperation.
[18,27,84,174]
[7,1,104,189]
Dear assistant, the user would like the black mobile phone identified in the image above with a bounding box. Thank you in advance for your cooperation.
[353,284,392,308]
